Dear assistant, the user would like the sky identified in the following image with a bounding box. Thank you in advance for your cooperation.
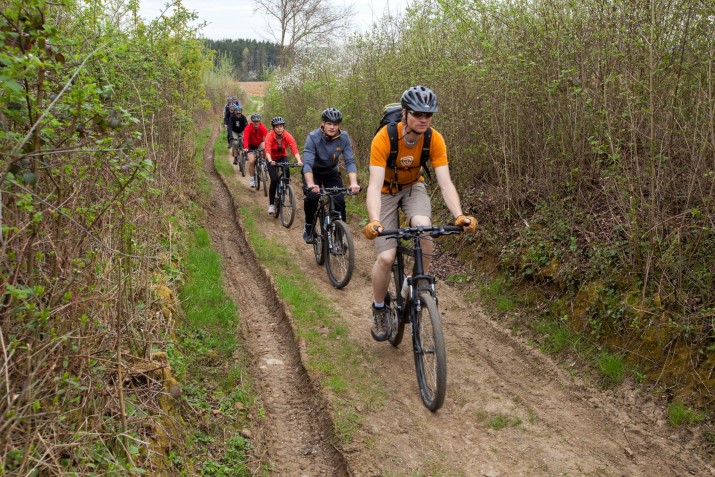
[138,0,406,42]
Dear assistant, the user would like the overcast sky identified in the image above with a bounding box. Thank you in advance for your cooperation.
[138,0,405,42]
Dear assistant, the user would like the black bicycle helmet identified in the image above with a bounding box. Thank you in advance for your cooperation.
[250,113,261,122]
[271,116,285,126]
[321,107,342,123]
[400,86,438,113]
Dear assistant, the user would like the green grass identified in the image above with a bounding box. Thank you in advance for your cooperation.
[597,352,626,387]
[478,275,517,313]
[667,401,706,427]
[214,138,236,177]
[475,410,523,430]
[533,319,575,354]
[172,130,256,474]
[176,225,256,475]
[239,201,385,443]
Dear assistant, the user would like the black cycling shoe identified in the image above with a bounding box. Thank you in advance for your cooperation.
[302,224,314,244]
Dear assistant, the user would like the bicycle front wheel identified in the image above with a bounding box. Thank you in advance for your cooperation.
[239,150,246,177]
[325,220,354,289]
[255,164,261,191]
[279,184,296,228]
[312,212,325,265]
[261,166,269,197]
[413,291,447,411]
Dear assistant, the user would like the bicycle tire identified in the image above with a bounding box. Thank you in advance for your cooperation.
[312,211,325,265]
[387,268,405,346]
[260,162,269,197]
[413,291,447,411]
[279,184,296,228]
[325,220,354,289]
[255,162,261,191]
[239,150,246,177]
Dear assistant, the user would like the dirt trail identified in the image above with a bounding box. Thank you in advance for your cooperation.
[203,123,714,476]
[202,128,348,475]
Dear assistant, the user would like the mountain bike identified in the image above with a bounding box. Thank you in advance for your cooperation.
[377,224,463,411]
[254,149,269,197]
[231,135,246,176]
[271,161,300,228]
[310,187,356,289]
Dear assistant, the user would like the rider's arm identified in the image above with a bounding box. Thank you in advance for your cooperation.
[302,132,317,174]
[366,165,386,225]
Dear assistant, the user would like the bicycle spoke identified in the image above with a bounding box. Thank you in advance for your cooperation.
[413,292,446,411]
[325,220,354,288]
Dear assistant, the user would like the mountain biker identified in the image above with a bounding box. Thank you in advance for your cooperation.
[223,96,234,148]
[223,96,243,147]
[265,116,302,215]
[301,107,360,244]
[363,86,478,341]
[243,113,269,188]
[227,105,248,165]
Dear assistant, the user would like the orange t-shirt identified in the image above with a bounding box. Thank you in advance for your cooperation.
[370,122,448,194]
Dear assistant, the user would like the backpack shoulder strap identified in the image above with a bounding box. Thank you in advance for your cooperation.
[386,122,399,169]
[420,127,433,180]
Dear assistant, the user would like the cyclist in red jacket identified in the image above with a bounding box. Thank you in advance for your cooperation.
[243,113,269,188]
[265,116,302,215]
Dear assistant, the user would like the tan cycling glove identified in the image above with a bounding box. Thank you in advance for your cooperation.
[455,215,478,234]
[363,220,382,240]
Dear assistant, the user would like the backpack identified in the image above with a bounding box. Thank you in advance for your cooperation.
[376,103,433,192]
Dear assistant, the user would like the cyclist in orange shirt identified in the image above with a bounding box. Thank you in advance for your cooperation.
[363,86,478,341]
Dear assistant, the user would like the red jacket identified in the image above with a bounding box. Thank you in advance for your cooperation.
[243,122,268,149]
[264,130,299,159]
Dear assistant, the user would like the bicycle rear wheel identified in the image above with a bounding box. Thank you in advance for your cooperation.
[325,220,354,288]
[279,184,296,228]
[312,212,325,265]
[387,267,405,346]
[413,291,447,411]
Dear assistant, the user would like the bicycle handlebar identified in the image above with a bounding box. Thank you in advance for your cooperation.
[318,186,359,196]
[377,224,464,239]
[273,162,301,168]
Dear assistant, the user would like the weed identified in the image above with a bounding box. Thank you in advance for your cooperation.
[488,413,523,430]
[534,319,573,354]
[667,401,706,427]
[597,352,626,386]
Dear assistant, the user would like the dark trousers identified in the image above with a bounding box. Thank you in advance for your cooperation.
[267,157,288,206]
[302,169,346,226]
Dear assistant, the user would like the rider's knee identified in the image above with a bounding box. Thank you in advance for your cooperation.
[376,250,396,268]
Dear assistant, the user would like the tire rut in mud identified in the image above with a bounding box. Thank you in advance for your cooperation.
[201,130,349,476]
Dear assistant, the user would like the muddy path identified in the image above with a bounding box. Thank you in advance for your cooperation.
[203,125,714,476]
[202,128,348,475]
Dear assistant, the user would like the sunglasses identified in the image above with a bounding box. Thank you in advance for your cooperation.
[408,111,433,119]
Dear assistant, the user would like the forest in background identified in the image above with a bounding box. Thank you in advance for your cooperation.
[264,0,715,415]
[202,38,280,81]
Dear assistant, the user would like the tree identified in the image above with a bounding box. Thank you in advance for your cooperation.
[254,0,355,66]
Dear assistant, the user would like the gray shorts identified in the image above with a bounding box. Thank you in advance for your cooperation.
[375,182,432,254]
